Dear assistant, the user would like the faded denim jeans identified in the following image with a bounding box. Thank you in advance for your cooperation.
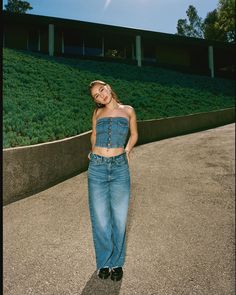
[87,152,131,270]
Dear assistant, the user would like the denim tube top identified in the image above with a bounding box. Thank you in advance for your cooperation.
[95,117,129,148]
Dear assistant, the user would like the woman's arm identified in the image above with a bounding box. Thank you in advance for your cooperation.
[88,110,97,158]
[125,107,138,164]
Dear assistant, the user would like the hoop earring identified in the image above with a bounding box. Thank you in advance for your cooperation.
[96,102,103,108]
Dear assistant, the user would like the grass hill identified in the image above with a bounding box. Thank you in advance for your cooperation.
[3,48,235,148]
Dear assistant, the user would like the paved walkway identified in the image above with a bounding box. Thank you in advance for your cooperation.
[3,124,235,295]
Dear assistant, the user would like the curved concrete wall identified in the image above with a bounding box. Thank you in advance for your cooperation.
[3,108,235,205]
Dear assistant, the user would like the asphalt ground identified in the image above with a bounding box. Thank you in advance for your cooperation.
[3,123,235,295]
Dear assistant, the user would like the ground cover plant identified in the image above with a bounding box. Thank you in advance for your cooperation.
[3,48,235,148]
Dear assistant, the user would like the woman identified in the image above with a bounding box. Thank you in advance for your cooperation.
[87,80,138,281]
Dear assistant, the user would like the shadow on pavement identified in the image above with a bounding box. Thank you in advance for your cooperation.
[80,271,122,295]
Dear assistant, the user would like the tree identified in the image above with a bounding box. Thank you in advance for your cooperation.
[177,5,204,38]
[177,0,235,42]
[215,0,235,42]
[4,0,33,14]
[204,9,227,41]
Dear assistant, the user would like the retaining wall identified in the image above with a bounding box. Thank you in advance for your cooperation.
[3,108,235,205]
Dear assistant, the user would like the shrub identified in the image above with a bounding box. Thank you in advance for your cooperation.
[3,48,235,148]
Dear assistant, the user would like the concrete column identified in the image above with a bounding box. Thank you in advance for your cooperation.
[38,30,41,51]
[132,43,135,60]
[101,37,104,57]
[208,45,214,78]
[136,35,142,67]
[27,33,29,50]
[3,31,5,48]
[61,32,64,54]
[82,40,85,56]
[48,24,54,56]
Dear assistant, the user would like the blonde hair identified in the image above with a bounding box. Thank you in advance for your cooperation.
[89,80,121,110]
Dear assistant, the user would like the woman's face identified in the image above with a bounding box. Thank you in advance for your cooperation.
[91,84,112,105]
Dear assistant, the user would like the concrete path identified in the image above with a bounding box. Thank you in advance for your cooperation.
[3,124,235,295]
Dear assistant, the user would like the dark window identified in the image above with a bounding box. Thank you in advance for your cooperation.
[104,35,132,59]
[142,39,156,62]
[64,31,84,56]
[28,30,39,51]
[84,34,103,56]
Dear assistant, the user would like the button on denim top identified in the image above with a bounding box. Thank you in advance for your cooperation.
[95,117,129,148]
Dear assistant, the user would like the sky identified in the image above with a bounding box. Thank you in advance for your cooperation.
[2,0,219,34]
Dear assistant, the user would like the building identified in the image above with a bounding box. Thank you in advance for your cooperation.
[3,12,235,79]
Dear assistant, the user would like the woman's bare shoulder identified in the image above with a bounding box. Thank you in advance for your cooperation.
[93,108,103,119]
[120,104,134,110]
[120,104,135,116]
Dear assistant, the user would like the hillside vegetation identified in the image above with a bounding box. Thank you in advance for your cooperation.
[3,48,235,148]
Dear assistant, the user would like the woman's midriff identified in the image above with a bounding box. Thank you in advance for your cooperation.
[92,146,125,157]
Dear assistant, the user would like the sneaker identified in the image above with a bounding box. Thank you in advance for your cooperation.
[98,267,110,279]
[110,267,123,281]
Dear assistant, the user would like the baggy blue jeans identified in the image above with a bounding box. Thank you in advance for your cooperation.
[87,152,131,270]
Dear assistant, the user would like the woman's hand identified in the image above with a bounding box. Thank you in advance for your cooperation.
[88,151,91,160]
[125,149,130,166]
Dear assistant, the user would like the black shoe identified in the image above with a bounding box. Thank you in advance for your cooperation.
[110,267,123,281]
[98,267,110,279]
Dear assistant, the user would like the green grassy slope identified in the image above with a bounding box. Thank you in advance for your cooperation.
[3,48,235,148]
